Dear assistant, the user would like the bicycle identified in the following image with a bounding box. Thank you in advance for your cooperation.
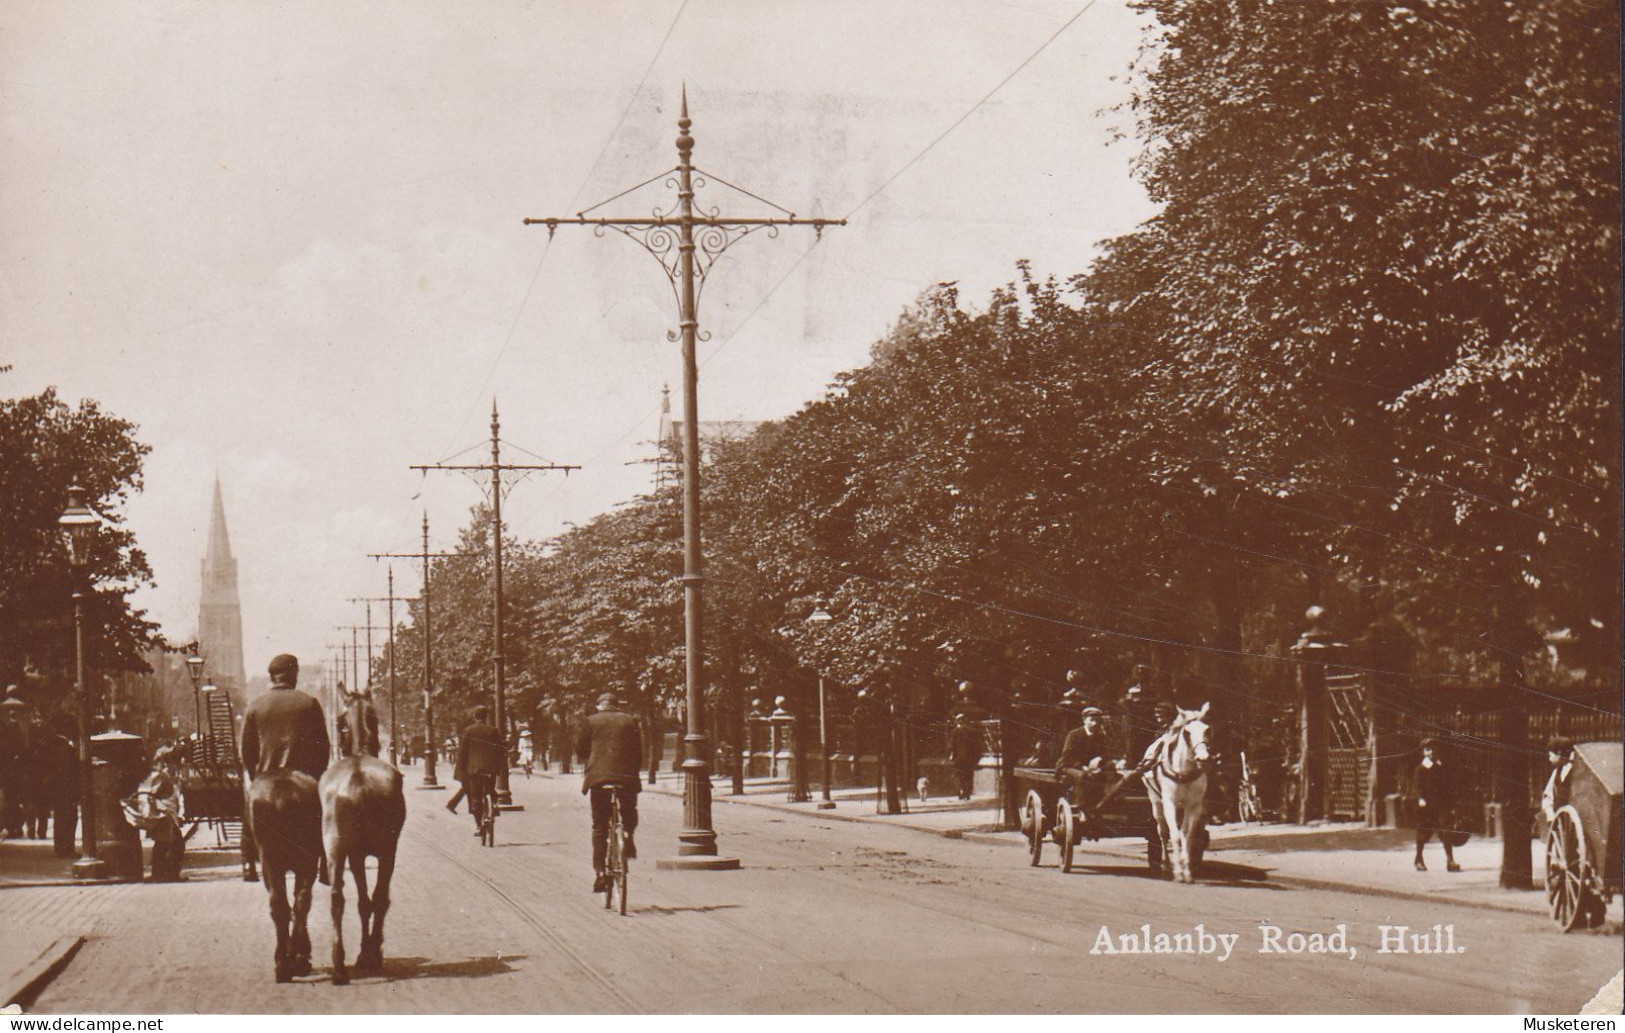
[1237,750,1262,825]
[603,791,629,914]
[470,776,498,848]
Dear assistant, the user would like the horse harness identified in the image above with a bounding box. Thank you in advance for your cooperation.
[1151,724,1206,785]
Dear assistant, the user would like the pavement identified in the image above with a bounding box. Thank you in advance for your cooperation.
[643,770,1620,921]
[1,766,1617,1013]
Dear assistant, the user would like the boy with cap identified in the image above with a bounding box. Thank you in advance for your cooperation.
[575,693,643,892]
[1056,705,1113,808]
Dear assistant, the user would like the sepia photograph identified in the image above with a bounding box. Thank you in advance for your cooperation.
[1,0,1620,1018]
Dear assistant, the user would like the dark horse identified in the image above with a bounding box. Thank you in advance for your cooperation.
[246,770,322,982]
[318,689,405,984]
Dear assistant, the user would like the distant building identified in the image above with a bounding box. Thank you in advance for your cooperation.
[198,476,248,709]
[655,383,761,490]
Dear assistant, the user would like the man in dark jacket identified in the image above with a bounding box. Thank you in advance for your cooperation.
[454,705,505,834]
[1056,706,1114,807]
[575,692,643,891]
[239,653,330,881]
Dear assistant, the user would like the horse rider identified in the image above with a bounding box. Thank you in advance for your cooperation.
[450,705,504,834]
[576,692,643,893]
[1055,705,1114,810]
[240,653,331,883]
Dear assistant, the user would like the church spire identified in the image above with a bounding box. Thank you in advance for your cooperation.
[205,474,233,566]
[199,475,247,702]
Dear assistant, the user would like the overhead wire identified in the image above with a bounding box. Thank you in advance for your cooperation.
[433,0,693,461]
[506,0,1104,532]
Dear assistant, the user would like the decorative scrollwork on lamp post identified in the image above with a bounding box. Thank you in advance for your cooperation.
[58,484,106,880]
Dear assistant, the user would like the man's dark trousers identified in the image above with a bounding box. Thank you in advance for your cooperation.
[589,784,638,871]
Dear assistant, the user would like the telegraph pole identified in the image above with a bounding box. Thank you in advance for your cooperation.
[526,89,841,868]
[371,514,457,790]
[344,598,392,755]
[365,566,404,766]
[411,400,579,808]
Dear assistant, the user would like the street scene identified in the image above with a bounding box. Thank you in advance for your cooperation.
[5,768,1621,1014]
[2,0,1621,1019]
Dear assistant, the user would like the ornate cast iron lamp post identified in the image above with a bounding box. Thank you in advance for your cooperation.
[59,484,106,879]
[185,644,205,749]
[807,600,836,809]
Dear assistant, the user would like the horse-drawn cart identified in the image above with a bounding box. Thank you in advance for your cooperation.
[1015,766,1165,874]
[1544,740,1622,932]
[177,685,247,852]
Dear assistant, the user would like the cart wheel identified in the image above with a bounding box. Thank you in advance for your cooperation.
[1546,807,1589,933]
[1057,798,1077,874]
[1191,826,1208,873]
[1023,790,1044,868]
[1147,835,1163,874]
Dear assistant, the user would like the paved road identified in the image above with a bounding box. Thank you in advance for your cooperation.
[15,771,1618,1013]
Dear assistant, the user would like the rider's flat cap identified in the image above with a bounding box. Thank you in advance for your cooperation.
[1079,706,1104,717]
[268,653,299,680]
[597,692,620,706]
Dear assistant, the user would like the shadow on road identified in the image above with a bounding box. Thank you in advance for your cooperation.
[1062,859,1282,890]
[360,953,530,983]
[635,904,744,917]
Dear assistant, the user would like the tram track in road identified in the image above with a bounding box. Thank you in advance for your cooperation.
[403,821,646,1014]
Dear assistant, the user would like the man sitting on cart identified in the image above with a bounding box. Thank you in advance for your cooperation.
[1056,706,1115,812]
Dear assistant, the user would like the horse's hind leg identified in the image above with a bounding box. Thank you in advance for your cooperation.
[328,851,350,985]
[267,869,293,983]
[287,865,315,977]
[361,849,395,972]
[349,853,377,973]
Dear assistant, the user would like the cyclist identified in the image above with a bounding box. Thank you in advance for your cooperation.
[575,692,643,893]
[454,705,505,837]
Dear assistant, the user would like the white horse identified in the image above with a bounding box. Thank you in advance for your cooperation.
[1142,703,1212,884]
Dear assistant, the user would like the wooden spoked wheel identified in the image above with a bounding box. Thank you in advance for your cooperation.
[1023,790,1045,867]
[1545,807,1592,933]
[1057,798,1077,874]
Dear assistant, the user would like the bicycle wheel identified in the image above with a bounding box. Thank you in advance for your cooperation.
[613,824,629,915]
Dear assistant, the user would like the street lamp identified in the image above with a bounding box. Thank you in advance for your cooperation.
[807,600,836,809]
[185,644,206,754]
[58,484,106,880]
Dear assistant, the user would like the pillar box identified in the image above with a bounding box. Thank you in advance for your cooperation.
[91,730,145,880]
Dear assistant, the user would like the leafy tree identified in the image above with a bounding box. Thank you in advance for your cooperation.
[0,387,159,689]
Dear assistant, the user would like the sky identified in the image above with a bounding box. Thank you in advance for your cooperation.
[1,0,1157,681]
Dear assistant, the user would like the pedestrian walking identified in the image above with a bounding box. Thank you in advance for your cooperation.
[948,712,981,800]
[0,692,32,838]
[1541,736,1576,821]
[1411,738,1462,872]
[43,707,79,857]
